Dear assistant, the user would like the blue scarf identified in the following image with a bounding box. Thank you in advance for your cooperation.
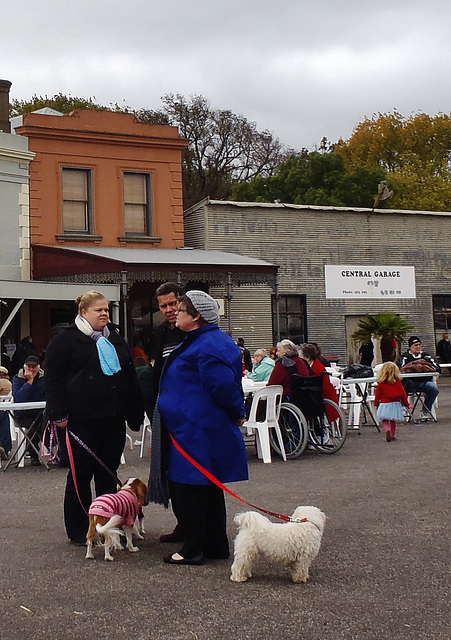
[75,315,121,376]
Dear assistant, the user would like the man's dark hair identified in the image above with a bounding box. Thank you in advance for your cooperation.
[155,282,184,300]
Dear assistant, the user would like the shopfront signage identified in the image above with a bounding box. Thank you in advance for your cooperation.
[324,265,416,299]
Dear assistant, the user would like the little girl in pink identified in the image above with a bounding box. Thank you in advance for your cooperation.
[375,362,411,442]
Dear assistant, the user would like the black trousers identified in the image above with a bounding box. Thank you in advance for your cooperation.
[64,417,125,542]
[169,480,230,560]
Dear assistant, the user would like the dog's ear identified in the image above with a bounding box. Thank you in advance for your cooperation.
[131,479,148,506]
[137,480,149,506]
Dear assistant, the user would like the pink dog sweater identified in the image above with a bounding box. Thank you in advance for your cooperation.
[89,490,141,527]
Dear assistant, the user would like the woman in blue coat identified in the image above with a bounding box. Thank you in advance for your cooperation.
[149,290,248,566]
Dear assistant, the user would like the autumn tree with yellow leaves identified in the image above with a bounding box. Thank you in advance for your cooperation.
[336,111,451,211]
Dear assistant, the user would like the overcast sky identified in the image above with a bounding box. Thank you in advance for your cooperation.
[3,0,451,150]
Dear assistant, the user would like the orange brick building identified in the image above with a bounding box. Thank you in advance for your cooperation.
[15,109,188,252]
[11,109,276,353]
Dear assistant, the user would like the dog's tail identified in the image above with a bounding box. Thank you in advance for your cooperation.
[96,514,123,534]
[96,516,123,552]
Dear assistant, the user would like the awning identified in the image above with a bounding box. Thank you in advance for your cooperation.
[0,279,120,301]
[32,245,278,286]
[0,279,120,338]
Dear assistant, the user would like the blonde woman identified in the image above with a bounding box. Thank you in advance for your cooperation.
[374,362,411,442]
[45,290,144,545]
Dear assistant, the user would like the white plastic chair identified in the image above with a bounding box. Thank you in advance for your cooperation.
[242,385,286,463]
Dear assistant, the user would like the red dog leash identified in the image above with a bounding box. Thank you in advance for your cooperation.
[170,433,304,523]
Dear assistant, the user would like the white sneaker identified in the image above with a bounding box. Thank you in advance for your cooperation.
[419,411,430,422]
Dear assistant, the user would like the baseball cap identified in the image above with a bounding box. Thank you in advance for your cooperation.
[24,355,40,366]
[408,336,422,347]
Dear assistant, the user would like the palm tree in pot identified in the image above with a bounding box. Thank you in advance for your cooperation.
[352,312,413,363]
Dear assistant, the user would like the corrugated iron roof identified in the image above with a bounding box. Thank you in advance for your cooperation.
[49,245,276,268]
[185,197,451,218]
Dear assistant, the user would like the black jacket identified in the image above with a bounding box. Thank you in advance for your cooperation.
[44,324,144,430]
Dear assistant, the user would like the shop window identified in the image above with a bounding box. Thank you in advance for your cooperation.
[272,294,307,345]
[62,168,93,233]
[123,172,153,235]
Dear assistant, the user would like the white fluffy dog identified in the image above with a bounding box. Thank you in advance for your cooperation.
[230,506,326,584]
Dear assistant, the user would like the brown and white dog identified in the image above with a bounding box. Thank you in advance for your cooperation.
[85,477,148,561]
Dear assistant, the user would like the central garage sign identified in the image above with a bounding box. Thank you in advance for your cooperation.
[324,265,416,299]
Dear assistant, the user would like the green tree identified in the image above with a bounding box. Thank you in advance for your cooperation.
[336,111,451,211]
[231,150,385,207]
[9,93,111,116]
[351,312,413,362]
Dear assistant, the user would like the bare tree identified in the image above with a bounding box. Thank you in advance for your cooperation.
[140,94,291,207]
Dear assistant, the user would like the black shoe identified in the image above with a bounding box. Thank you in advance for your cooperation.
[69,538,87,547]
[159,530,184,543]
[163,552,204,566]
[203,551,230,560]
[30,459,41,467]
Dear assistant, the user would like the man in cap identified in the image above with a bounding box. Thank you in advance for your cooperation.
[400,336,440,420]
[12,355,46,465]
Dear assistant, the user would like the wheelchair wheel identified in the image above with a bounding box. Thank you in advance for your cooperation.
[270,402,309,459]
[308,399,347,454]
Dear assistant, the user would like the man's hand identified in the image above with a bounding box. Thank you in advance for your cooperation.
[23,364,39,385]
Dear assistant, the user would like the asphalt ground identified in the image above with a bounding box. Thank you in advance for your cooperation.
[1,381,450,640]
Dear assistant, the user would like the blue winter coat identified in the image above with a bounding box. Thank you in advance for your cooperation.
[158,324,248,485]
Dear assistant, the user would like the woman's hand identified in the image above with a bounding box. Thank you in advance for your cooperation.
[53,418,68,429]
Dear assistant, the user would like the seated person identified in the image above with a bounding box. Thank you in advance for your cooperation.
[268,339,311,399]
[12,355,46,466]
[244,349,275,382]
[400,336,440,419]
[300,343,340,422]
[0,369,12,459]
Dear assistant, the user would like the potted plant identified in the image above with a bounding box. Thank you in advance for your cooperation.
[352,312,413,363]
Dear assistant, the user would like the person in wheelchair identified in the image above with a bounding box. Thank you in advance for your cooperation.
[268,339,311,399]
[300,343,340,423]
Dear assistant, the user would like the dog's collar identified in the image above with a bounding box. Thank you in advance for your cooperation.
[290,517,322,531]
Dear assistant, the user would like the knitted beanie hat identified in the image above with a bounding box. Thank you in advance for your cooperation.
[186,290,220,325]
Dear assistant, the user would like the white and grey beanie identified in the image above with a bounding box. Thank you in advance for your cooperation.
[186,290,220,325]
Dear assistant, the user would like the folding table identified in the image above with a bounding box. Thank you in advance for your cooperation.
[1,400,49,471]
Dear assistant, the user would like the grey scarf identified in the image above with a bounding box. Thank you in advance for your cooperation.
[146,401,170,508]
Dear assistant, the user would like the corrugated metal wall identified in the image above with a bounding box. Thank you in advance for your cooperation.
[184,201,451,362]
[209,284,274,353]
[184,204,206,248]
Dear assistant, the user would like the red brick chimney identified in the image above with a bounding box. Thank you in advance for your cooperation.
[0,79,12,133]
